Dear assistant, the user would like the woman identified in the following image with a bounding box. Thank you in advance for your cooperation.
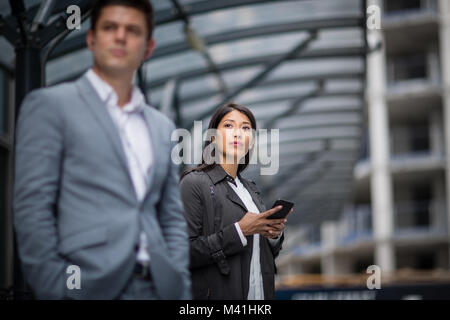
[179,102,292,300]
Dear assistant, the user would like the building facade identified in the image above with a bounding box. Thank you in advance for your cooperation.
[278,0,450,279]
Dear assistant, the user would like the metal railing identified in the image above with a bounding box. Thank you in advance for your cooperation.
[288,197,448,258]
[337,204,373,245]
[394,199,448,235]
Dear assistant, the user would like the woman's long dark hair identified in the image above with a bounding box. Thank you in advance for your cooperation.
[180,102,257,181]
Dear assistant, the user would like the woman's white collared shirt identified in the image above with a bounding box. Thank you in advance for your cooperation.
[228,176,281,300]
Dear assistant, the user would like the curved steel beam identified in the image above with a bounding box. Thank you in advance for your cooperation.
[49,16,363,60]
[174,72,364,105]
[183,33,319,128]
[146,46,366,88]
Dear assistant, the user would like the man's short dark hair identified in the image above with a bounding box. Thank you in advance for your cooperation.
[90,0,154,39]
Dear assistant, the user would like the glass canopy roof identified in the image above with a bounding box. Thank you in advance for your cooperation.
[0,0,367,225]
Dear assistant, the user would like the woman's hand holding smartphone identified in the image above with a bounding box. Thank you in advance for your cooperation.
[237,201,294,238]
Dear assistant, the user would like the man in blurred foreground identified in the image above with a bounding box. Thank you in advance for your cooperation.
[13,0,191,299]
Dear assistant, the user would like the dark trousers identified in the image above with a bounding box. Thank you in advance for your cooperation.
[117,273,158,300]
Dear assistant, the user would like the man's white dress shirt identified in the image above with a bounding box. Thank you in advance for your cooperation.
[86,69,152,266]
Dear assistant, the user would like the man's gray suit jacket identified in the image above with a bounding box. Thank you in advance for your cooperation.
[13,74,191,300]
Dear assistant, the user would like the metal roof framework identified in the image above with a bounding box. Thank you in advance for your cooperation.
[0,0,368,226]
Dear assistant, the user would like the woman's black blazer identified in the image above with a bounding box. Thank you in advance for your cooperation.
[179,165,284,300]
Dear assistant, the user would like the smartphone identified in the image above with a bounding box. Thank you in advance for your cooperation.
[267,199,294,220]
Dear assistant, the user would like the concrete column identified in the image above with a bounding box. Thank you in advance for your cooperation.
[320,221,338,275]
[429,109,443,156]
[366,0,396,273]
[432,175,446,231]
[427,46,441,86]
[438,0,450,270]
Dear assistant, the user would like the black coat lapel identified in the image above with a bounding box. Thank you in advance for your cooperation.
[240,178,267,213]
[225,185,248,212]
